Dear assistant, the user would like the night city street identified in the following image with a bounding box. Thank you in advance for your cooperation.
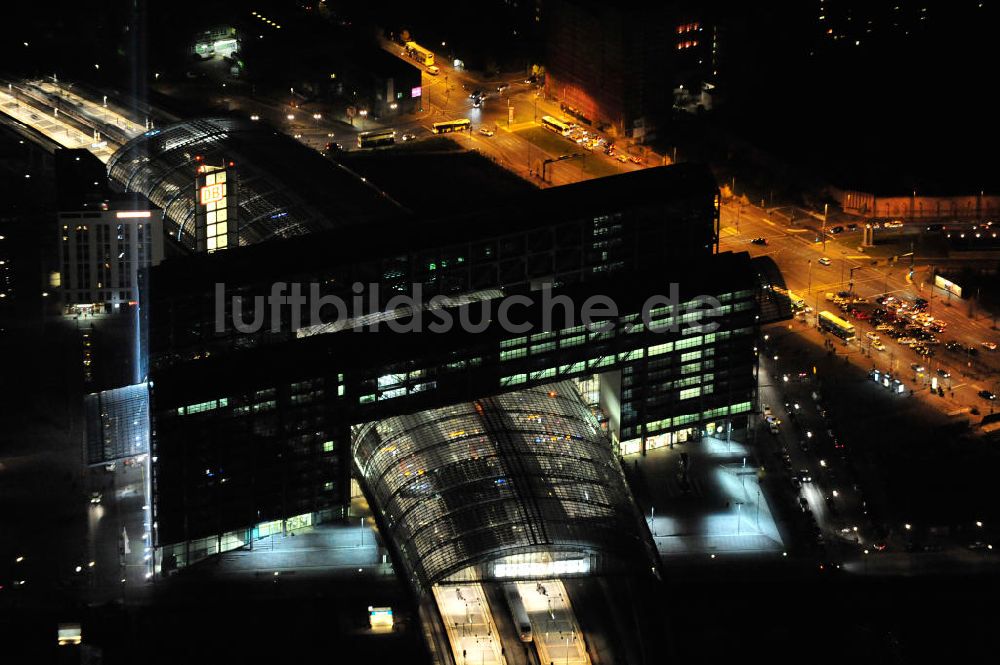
[3,2,1000,663]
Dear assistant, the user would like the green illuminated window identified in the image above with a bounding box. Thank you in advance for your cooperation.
[501,348,528,362]
[680,387,701,400]
[675,336,703,350]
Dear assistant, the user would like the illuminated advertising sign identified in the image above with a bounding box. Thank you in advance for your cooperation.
[57,623,82,646]
[411,86,422,98]
[200,183,225,205]
[368,606,394,630]
[934,275,962,298]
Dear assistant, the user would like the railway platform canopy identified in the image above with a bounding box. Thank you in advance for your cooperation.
[352,382,659,592]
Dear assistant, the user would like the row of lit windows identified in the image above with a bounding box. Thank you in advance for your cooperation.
[173,376,348,417]
[644,401,752,434]
[499,327,752,388]
[359,380,438,405]
[177,398,228,416]
[499,310,749,358]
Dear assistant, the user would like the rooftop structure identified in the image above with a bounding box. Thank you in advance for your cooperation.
[106,118,403,250]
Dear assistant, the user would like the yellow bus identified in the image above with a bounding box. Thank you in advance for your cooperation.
[432,118,472,134]
[540,115,571,136]
[819,310,856,340]
[357,129,396,148]
[404,41,434,66]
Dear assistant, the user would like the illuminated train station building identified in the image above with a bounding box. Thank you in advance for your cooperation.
[142,163,789,572]
[353,383,659,591]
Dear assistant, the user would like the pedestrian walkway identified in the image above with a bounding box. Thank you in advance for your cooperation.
[516,580,590,665]
[636,435,784,559]
[434,583,507,665]
[0,88,119,162]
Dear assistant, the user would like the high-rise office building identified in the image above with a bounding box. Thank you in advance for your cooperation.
[136,163,788,570]
[57,200,164,314]
[543,0,720,139]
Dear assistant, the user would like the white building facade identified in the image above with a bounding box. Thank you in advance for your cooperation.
[58,203,164,313]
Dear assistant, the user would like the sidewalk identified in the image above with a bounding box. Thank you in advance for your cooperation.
[628,434,784,559]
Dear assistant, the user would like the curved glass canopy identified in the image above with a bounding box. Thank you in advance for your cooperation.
[353,382,655,589]
[107,118,399,250]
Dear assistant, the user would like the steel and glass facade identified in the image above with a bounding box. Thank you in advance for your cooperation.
[353,382,657,591]
[144,164,783,573]
[107,118,400,250]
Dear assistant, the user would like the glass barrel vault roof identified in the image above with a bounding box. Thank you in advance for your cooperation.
[106,118,401,250]
[353,382,654,590]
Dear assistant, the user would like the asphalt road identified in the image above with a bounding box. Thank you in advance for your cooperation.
[721,201,1000,416]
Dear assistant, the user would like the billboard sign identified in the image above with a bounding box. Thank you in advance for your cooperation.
[934,275,962,298]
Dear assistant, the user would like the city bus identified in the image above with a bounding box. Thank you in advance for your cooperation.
[787,290,807,311]
[404,41,435,66]
[357,129,396,148]
[771,285,806,311]
[541,115,572,136]
[503,584,533,643]
[432,118,471,134]
[819,310,856,341]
